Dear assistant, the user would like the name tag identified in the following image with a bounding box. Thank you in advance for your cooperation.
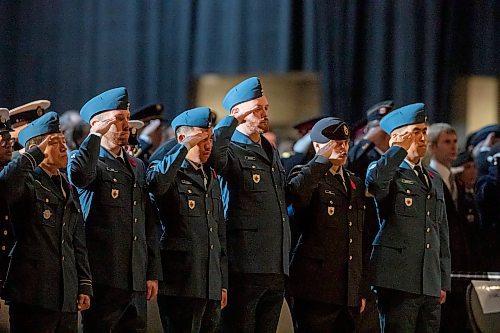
[106,167,119,173]
[325,190,335,195]
[244,156,256,161]
[401,179,415,185]
[181,180,192,185]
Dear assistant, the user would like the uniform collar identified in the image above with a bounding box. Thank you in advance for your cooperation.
[231,130,261,146]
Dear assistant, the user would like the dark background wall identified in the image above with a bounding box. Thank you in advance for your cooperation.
[0,0,497,123]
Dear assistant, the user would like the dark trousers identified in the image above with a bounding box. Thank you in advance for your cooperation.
[157,295,221,333]
[81,285,147,333]
[9,302,77,333]
[376,288,441,333]
[221,273,285,333]
[293,299,360,333]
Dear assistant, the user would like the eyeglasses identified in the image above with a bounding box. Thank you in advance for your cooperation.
[0,136,15,148]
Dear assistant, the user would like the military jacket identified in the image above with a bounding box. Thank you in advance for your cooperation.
[68,134,162,291]
[211,117,291,275]
[147,143,227,300]
[1,147,92,312]
[0,197,14,291]
[287,156,366,306]
[366,146,451,297]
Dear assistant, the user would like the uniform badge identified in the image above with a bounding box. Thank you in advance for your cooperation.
[328,207,335,216]
[43,209,52,220]
[111,189,119,199]
[252,174,261,184]
[188,199,196,210]
[405,197,413,207]
[467,214,475,223]
[343,125,349,136]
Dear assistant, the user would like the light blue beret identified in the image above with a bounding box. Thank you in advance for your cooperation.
[171,107,216,132]
[380,103,427,134]
[18,111,60,147]
[80,87,129,123]
[222,77,263,111]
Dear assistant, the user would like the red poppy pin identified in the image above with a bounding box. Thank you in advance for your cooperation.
[212,170,218,179]
[350,179,356,190]
[128,157,137,168]
[427,170,434,179]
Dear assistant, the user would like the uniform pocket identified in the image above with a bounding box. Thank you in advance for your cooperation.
[99,172,128,207]
[239,159,267,192]
[34,188,59,227]
[394,191,418,217]
[177,184,202,217]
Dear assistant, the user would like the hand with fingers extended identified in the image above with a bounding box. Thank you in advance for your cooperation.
[389,131,413,151]
[316,140,336,160]
[232,108,255,124]
[182,131,209,150]
[90,116,118,136]
[37,134,62,154]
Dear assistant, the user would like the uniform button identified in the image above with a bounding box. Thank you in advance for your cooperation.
[271,167,275,172]
[134,236,137,241]
[134,218,138,223]
[349,222,352,227]
[63,222,66,226]
[349,205,352,210]
[62,239,64,244]
[77,208,81,213]
[206,194,209,198]
[282,218,286,222]
[252,165,256,169]
[210,244,214,249]
[426,244,430,249]
[113,178,117,182]
[406,190,410,194]
[3,230,7,236]
[209,227,213,232]
[427,195,431,199]
[62,256,65,261]
[1,246,5,251]
[133,201,137,206]
[427,211,430,216]
[349,238,353,244]
[188,189,192,194]
[207,211,210,215]
[427,227,430,233]
[4,215,8,220]
[349,255,353,260]
[134,183,137,188]
[329,201,333,204]
[45,198,49,203]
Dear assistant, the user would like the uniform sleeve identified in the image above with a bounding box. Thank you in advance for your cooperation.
[210,116,239,174]
[286,155,331,208]
[439,186,452,291]
[145,192,163,281]
[365,145,408,201]
[0,147,45,204]
[71,198,93,296]
[217,203,228,290]
[146,143,188,197]
[67,134,101,188]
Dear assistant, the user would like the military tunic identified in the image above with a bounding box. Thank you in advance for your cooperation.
[1,147,92,312]
[366,146,451,297]
[287,155,367,307]
[0,198,14,293]
[67,134,162,292]
[147,143,227,300]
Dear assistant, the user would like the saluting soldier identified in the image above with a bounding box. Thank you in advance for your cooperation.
[211,77,291,333]
[287,117,367,332]
[0,108,15,296]
[147,107,229,333]
[366,103,451,333]
[67,87,162,332]
[1,112,92,332]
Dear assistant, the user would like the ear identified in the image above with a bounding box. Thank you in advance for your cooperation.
[177,134,185,143]
[230,107,238,116]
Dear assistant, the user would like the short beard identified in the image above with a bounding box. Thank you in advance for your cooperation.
[106,131,129,146]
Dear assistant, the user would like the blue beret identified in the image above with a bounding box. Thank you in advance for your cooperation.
[80,87,129,123]
[222,77,263,111]
[171,107,216,132]
[310,117,350,143]
[18,111,60,147]
[469,124,500,147]
[380,103,427,134]
[366,100,394,122]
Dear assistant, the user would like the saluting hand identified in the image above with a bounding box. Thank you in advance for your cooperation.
[77,294,91,311]
[315,140,335,159]
[389,131,413,151]
[37,134,61,155]
[182,132,209,150]
[233,108,254,124]
[90,116,118,136]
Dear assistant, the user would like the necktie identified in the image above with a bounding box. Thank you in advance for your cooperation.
[334,173,347,192]
[117,156,126,165]
[200,166,208,190]
[449,172,458,205]
[51,175,67,199]
[414,165,428,188]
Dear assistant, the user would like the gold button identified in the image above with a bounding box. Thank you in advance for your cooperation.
[427,211,430,216]
[113,178,117,182]
[134,236,137,241]
[3,230,7,236]
[349,205,352,210]
[210,244,214,249]
[271,167,275,172]
[188,189,192,193]
[349,255,353,260]
[406,190,410,194]
[1,246,5,251]
[427,195,431,199]
[252,165,256,169]
[426,244,430,249]
[209,227,213,232]
[45,198,49,203]
[349,238,353,243]
[134,201,137,206]
[134,218,138,223]
[427,228,430,233]
[329,201,333,204]
[349,222,352,227]
[4,215,8,220]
